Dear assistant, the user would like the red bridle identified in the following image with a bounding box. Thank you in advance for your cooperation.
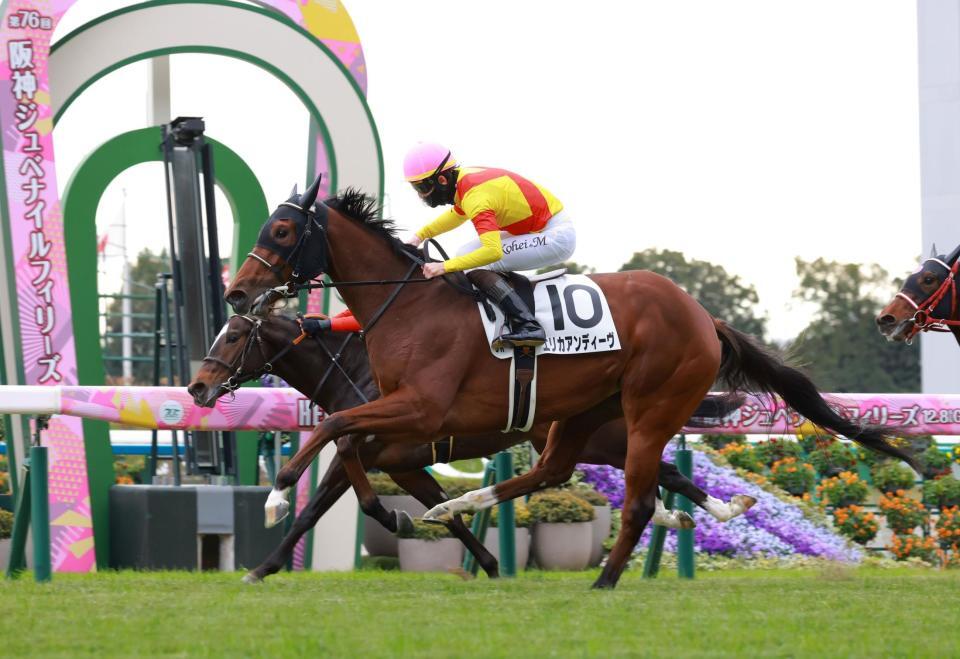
[896,258,960,342]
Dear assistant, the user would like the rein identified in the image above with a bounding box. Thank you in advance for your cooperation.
[202,315,299,395]
[897,258,960,343]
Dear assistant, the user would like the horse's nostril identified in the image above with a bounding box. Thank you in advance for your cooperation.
[187,382,206,400]
[877,314,896,327]
[225,289,248,311]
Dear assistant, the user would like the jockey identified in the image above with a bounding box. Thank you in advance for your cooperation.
[403,142,576,348]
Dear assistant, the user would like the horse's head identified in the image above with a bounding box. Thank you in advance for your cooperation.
[876,243,960,343]
[224,174,328,313]
[187,314,292,407]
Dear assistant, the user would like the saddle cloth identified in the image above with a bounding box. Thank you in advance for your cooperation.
[477,273,621,360]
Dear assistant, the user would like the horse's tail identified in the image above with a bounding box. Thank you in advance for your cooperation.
[685,392,745,428]
[712,318,919,470]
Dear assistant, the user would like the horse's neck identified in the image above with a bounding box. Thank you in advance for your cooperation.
[270,325,375,412]
[325,212,423,325]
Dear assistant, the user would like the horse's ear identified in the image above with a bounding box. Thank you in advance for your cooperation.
[300,173,323,210]
[930,243,939,258]
[947,243,960,265]
[289,183,298,198]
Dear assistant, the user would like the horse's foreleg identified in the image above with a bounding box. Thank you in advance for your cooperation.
[389,469,500,578]
[245,455,351,583]
[335,435,414,536]
[658,460,755,522]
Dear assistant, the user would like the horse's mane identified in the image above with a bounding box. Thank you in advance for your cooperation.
[323,188,422,261]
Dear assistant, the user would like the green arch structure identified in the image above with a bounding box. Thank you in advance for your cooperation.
[61,127,268,567]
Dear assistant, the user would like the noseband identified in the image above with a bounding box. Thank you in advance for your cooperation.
[202,315,298,394]
[896,257,960,342]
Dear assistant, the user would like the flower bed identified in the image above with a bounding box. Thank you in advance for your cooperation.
[578,443,860,562]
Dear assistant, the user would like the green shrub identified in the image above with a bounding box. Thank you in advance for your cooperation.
[770,458,815,496]
[797,432,833,456]
[434,475,483,498]
[871,462,916,495]
[467,501,533,528]
[755,438,804,468]
[718,443,764,473]
[368,472,406,495]
[700,434,745,451]
[923,476,960,510]
[0,509,13,539]
[809,441,857,478]
[879,492,928,534]
[570,483,609,506]
[113,456,146,485]
[397,519,453,541]
[919,445,952,480]
[831,506,878,545]
[528,490,594,524]
[816,472,869,507]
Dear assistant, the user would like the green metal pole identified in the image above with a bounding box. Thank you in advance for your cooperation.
[463,461,495,575]
[30,445,50,582]
[642,489,674,578]
[494,451,516,577]
[676,437,695,580]
[5,462,30,578]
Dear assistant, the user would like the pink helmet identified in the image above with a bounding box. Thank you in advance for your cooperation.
[403,142,458,182]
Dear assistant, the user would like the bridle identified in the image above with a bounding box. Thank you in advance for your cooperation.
[895,257,960,343]
[202,314,371,406]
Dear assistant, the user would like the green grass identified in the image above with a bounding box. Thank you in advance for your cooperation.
[2,568,959,657]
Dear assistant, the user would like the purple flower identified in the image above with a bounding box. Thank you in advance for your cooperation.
[577,442,860,562]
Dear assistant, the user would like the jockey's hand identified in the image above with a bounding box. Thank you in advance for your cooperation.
[422,262,446,279]
[406,234,423,247]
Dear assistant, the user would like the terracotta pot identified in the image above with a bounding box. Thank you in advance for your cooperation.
[589,505,611,567]
[362,495,426,557]
[482,527,530,570]
[398,537,464,572]
[532,521,592,570]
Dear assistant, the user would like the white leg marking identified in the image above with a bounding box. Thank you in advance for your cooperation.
[264,487,291,528]
[423,486,498,522]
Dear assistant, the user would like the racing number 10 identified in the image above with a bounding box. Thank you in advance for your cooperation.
[545,284,603,331]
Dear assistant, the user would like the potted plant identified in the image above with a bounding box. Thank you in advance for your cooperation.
[571,484,611,567]
[809,441,857,478]
[831,505,878,545]
[888,533,937,562]
[935,506,960,550]
[754,438,804,468]
[816,471,869,507]
[397,519,464,572]
[718,443,764,473]
[919,445,952,481]
[923,476,960,510]
[769,457,815,496]
[475,501,532,570]
[0,509,13,569]
[363,473,426,557]
[871,462,916,495]
[878,491,929,534]
[528,490,594,570]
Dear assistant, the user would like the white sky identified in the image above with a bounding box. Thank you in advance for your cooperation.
[51,1,922,341]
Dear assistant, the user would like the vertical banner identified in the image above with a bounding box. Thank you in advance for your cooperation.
[1,3,94,571]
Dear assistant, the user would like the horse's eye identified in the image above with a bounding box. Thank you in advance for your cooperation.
[226,333,239,344]
[276,229,288,239]
[924,276,936,285]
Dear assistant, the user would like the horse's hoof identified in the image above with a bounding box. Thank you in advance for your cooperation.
[732,494,757,513]
[241,573,263,585]
[423,501,453,523]
[395,509,415,535]
[264,488,290,528]
[676,511,696,529]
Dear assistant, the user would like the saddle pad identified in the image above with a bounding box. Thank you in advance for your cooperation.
[478,274,621,359]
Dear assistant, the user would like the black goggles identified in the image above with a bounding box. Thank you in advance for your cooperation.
[410,151,451,194]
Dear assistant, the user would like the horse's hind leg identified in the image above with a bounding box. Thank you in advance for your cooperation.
[424,394,623,522]
[389,469,500,578]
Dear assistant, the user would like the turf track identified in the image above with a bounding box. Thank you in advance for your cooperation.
[2,568,958,657]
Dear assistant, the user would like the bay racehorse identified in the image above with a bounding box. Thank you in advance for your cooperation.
[187,313,755,582]
[876,243,960,346]
[224,176,916,588]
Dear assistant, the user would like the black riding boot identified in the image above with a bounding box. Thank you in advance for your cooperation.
[467,270,546,348]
